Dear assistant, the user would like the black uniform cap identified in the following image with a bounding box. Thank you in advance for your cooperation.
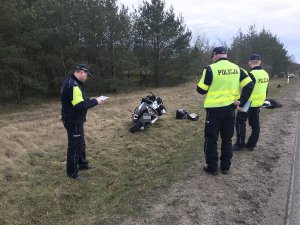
[249,54,261,61]
[211,47,227,58]
[76,64,95,79]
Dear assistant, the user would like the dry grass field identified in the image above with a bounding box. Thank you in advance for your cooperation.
[0,80,206,225]
[0,78,291,225]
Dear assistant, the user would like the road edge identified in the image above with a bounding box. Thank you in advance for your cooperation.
[285,96,300,225]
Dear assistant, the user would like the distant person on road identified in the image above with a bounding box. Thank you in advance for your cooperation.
[197,47,254,175]
[233,54,269,151]
[61,64,104,180]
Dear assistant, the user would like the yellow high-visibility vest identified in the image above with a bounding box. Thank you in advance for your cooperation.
[198,60,251,108]
[249,69,269,107]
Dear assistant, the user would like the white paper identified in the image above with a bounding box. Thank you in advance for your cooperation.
[242,100,251,112]
[99,96,109,101]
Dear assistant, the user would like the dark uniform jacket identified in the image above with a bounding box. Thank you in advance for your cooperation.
[61,74,97,123]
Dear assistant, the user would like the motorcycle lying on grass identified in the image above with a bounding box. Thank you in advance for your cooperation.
[129,92,166,133]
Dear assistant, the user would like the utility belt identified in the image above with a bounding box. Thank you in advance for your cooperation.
[205,103,236,112]
[61,116,85,124]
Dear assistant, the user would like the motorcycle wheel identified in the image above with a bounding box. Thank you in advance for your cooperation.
[129,120,144,133]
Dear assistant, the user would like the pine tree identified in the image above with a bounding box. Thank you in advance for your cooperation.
[133,0,191,86]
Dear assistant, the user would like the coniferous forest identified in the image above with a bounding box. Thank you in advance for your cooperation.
[0,0,294,103]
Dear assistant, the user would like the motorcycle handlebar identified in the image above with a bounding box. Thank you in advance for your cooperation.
[149,91,155,96]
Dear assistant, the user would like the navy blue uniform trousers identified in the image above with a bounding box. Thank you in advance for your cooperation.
[235,107,260,148]
[204,109,235,171]
[63,121,89,178]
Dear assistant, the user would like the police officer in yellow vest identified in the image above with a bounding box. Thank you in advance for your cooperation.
[197,47,253,175]
[233,54,269,151]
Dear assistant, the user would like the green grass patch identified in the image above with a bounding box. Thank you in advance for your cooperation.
[0,117,203,225]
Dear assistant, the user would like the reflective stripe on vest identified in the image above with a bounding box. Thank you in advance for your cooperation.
[204,60,240,108]
[249,70,269,107]
[71,86,84,106]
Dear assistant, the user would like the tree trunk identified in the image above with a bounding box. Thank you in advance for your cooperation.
[155,34,161,87]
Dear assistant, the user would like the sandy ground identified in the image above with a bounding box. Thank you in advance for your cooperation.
[121,81,300,225]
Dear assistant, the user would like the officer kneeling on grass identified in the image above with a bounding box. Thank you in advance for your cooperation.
[61,64,104,181]
[196,47,254,175]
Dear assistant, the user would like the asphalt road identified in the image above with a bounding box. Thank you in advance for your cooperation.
[286,93,300,225]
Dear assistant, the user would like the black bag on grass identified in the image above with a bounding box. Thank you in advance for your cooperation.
[176,109,199,121]
[176,108,188,119]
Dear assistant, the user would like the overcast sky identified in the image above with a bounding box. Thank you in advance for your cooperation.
[118,0,300,63]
